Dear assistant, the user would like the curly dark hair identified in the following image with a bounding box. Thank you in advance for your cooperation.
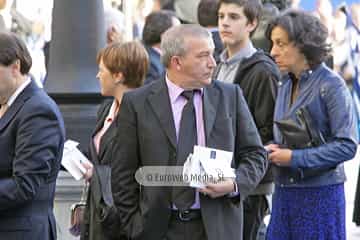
[265,9,331,68]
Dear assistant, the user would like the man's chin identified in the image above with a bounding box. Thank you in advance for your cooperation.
[200,78,212,87]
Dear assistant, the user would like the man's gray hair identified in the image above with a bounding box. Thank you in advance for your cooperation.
[105,8,126,35]
[160,24,212,68]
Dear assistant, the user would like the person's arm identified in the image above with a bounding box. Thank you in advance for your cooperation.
[249,65,279,145]
[200,86,268,199]
[111,94,143,239]
[0,102,64,210]
[233,85,268,200]
[291,79,358,169]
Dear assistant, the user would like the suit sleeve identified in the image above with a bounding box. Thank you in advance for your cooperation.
[111,94,143,239]
[233,86,268,200]
[0,103,63,210]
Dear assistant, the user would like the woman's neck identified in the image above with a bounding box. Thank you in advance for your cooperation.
[114,85,133,107]
[292,60,310,80]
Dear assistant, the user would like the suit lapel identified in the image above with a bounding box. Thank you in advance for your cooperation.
[147,79,177,149]
[0,81,38,131]
[203,84,219,142]
[97,121,117,161]
[92,103,111,136]
[91,102,114,163]
[89,138,100,164]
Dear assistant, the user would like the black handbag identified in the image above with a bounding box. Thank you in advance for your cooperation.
[275,106,334,179]
[274,107,325,149]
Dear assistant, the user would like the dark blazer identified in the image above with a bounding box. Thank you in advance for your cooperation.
[144,46,165,85]
[81,99,123,240]
[111,78,267,240]
[0,81,65,240]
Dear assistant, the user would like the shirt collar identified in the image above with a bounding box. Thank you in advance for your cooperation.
[152,46,162,54]
[287,63,323,84]
[220,41,256,65]
[165,75,203,104]
[7,78,31,107]
[106,99,119,121]
[207,27,219,33]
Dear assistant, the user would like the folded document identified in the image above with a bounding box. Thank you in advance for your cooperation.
[183,145,235,188]
[61,140,93,180]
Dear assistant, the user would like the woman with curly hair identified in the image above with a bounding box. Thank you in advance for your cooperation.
[265,10,358,239]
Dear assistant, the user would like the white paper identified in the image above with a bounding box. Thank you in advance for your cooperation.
[183,145,235,188]
[194,145,235,179]
[183,154,206,188]
[61,140,93,180]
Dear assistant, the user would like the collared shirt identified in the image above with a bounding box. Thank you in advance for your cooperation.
[217,41,256,84]
[207,27,219,33]
[152,46,162,55]
[166,76,205,209]
[93,100,119,154]
[7,78,31,107]
[0,78,31,119]
[165,76,205,146]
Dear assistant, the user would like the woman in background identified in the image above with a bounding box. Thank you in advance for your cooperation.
[81,41,149,240]
[265,10,358,240]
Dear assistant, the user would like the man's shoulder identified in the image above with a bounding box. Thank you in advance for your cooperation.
[23,87,62,119]
[210,80,240,95]
[246,51,277,70]
[125,79,164,101]
[239,51,281,79]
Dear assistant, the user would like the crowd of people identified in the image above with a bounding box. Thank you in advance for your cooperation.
[0,0,360,240]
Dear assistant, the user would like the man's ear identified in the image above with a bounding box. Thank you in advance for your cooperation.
[170,56,182,71]
[11,60,21,74]
[247,19,258,34]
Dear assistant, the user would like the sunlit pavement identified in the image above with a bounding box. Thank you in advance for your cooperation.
[345,148,360,240]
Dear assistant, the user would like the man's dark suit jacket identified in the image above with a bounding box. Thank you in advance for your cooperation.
[0,81,65,240]
[144,46,165,85]
[111,78,267,240]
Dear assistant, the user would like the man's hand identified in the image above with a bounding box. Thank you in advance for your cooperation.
[198,178,235,198]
